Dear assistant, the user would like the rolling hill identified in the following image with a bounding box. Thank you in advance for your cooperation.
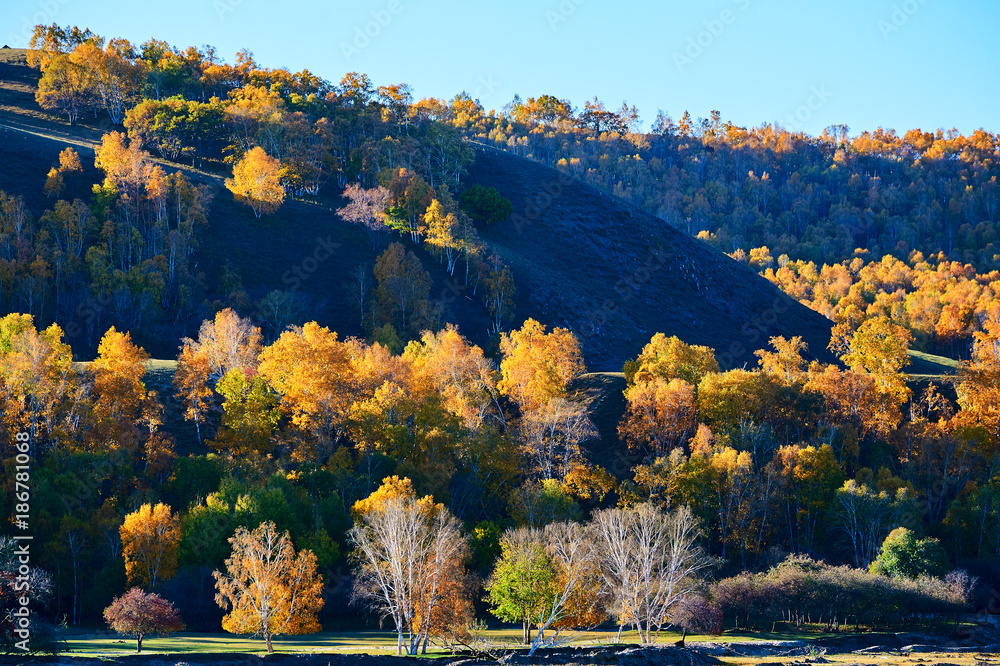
[0,47,835,370]
[463,143,837,369]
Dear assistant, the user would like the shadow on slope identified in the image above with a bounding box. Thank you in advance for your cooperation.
[466,144,837,370]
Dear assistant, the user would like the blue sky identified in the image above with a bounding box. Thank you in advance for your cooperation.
[3,0,997,135]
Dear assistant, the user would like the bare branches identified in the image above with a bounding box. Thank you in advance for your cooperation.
[349,494,469,656]
[338,184,392,251]
[592,503,713,644]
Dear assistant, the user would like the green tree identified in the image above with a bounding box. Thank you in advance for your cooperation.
[484,527,556,644]
[210,368,281,459]
[459,184,512,226]
[869,527,949,579]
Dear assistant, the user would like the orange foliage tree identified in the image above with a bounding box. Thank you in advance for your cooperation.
[958,320,1000,442]
[405,324,503,430]
[120,503,181,588]
[90,326,149,451]
[0,314,75,449]
[619,377,697,459]
[258,322,354,459]
[213,521,323,653]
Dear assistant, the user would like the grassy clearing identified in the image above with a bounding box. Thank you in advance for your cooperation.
[56,628,991,666]
[59,626,885,657]
[63,630,401,656]
[908,348,960,381]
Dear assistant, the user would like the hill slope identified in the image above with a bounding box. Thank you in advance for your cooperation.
[0,48,834,368]
[466,144,836,368]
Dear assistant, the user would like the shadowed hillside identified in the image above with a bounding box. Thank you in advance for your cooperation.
[466,144,837,369]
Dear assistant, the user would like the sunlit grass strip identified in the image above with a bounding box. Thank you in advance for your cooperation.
[61,626,875,656]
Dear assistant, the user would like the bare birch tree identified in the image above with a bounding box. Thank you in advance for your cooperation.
[338,184,392,251]
[519,398,597,481]
[592,503,712,643]
[349,494,468,655]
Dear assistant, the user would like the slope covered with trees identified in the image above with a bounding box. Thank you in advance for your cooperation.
[0,32,833,369]
[0,23,997,656]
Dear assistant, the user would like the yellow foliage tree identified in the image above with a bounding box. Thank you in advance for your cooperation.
[91,326,149,450]
[836,315,912,406]
[59,147,83,172]
[182,308,263,383]
[120,503,181,589]
[0,315,75,447]
[214,521,323,653]
[34,52,96,125]
[94,131,152,195]
[629,333,719,386]
[44,168,64,198]
[225,146,285,218]
[173,345,213,446]
[619,377,697,458]
[421,199,461,274]
[754,335,808,384]
[405,324,502,430]
[258,322,354,459]
[498,319,585,411]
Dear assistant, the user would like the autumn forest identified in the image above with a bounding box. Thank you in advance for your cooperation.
[1,19,1000,660]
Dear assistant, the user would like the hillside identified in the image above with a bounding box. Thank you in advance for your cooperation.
[465,144,837,368]
[0,47,835,369]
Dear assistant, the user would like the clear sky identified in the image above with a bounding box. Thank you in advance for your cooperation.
[3,0,997,136]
